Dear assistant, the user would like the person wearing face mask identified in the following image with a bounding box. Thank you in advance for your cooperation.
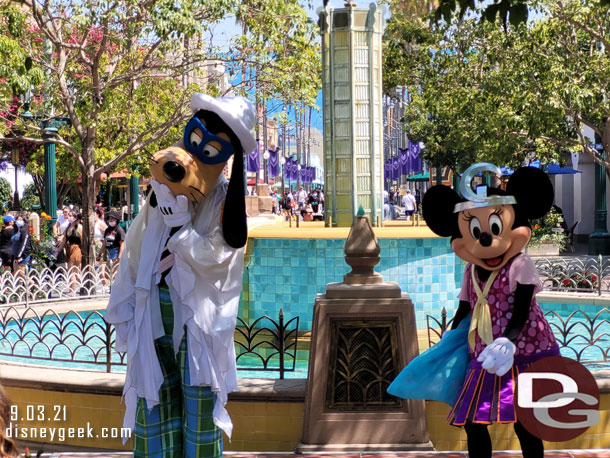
[93,208,108,266]
[11,216,32,272]
[53,207,71,238]
[308,190,319,213]
[54,212,83,294]
[0,216,15,271]
[97,211,125,267]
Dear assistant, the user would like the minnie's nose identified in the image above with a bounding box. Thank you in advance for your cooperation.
[162,160,186,183]
[479,232,492,247]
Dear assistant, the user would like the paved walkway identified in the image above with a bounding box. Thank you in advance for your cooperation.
[21,451,610,458]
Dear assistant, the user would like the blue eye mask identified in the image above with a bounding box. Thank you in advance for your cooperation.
[183,116,235,164]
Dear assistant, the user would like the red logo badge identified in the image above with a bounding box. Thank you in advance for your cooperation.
[515,356,600,442]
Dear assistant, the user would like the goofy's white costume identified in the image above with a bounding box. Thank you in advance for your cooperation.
[105,93,256,458]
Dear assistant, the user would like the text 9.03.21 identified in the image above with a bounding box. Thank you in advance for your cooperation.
[11,405,67,422]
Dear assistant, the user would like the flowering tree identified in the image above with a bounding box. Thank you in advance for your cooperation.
[0,0,241,266]
[0,0,322,266]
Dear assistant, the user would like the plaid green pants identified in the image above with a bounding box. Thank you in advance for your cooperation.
[133,285,222,458]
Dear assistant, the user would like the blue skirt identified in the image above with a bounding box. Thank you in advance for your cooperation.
[388,314,471,407]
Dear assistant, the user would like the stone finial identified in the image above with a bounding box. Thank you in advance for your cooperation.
[343,213,383,285]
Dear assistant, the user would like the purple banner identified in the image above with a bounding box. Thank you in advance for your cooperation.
[268,149,279,177]
[392,157,400,180]
[247,145,260,173]
[311,167,316,183]
[384,160,390,181]
[288,159,294,181]
[287,159,297,181]
[301,165,313,183]
[399,148,409,176]
[291,160,298,181]
[408,140,422,173]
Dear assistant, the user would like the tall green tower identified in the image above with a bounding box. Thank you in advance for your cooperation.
[319,2,386,227]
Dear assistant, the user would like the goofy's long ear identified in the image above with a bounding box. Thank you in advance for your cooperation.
[222,150,247,248]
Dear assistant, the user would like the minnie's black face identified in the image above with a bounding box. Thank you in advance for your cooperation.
[452,204,531,272]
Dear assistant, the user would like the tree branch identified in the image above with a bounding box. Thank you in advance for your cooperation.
[508,131,581,149]
[0,132,83,168]
[96,93,190,176]
[55,48,86,140]
[569,111,602,138]
[553,6,610,52]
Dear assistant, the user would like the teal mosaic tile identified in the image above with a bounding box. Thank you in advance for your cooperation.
[239,236,468,331]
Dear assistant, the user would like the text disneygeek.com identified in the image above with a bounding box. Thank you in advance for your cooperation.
[6,424,132,442]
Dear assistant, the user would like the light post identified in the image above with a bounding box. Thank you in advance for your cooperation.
[129,166,139,220]
[21,103,71,230]
[588,134,610,254]
[263,148,270,185]
[10,147,20,210]
[280,155,286,194]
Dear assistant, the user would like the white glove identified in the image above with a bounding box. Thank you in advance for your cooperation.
[150,179,191,227]
[477,337,516,377]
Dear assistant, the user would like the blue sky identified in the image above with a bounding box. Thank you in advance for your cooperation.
[205,1,377,133]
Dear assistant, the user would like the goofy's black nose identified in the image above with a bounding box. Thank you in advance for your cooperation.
[479,232,492,247]
[162,161,186,183]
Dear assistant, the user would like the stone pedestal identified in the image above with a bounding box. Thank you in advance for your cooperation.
[298,214,433,452]
[256,183,269,197]
[28,212,41,241]
[258,196,274,214]
[245,196,259,216]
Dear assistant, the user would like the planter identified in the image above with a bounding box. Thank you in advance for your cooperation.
[525,243,560,256]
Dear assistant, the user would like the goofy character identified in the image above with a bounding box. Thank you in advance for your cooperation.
[105,93,256,458]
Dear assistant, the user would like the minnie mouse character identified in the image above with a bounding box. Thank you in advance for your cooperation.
[422,163,560,458]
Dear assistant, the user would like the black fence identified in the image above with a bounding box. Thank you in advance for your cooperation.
[0,307,299,378]
[426,307,610,366]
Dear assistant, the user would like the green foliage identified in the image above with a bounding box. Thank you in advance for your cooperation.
[0,176,12,209]
[529,207,566,248]
[28,214,54,271]
[0,2,44,98]
[432,0,607,26]
[20,182,39,211]
[0,0,322,266]
[383,0,610,173]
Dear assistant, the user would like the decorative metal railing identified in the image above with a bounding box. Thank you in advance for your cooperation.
[235,310,300,379]
[426,309,453,348]
[0,264,118,307]
[426,307,610,366]
[1,255,609,307]
[0,306,299,378]
[534,255,610,295]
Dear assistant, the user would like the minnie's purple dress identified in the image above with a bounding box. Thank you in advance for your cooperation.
[447,253,560,426]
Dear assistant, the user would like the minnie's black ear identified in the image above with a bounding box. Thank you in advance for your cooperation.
[222,150,248,248]
[422,185,462,238]
[506,167,554,220]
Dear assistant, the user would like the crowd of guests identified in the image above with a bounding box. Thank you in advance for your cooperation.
[274,187,324,221]
[51,206,126,269]
[0,214,32,272]
[0,204,126,282]
[383,187,421,221]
